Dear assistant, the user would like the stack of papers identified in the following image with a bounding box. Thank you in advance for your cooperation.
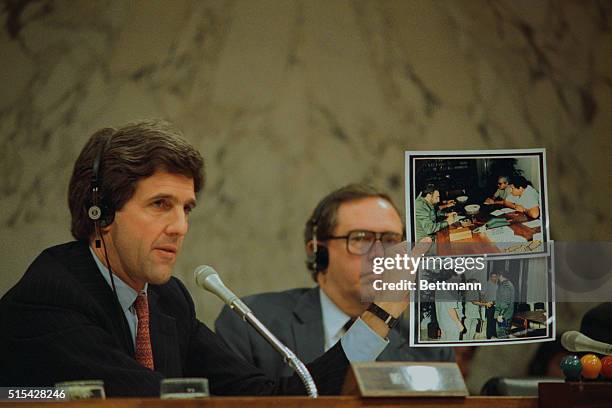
[490,208,516,216]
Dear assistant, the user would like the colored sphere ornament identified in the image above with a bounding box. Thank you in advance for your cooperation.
[580,354,602,379]
[560,355,582,381]
[600,355,612,378]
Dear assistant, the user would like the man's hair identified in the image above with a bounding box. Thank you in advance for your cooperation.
[498,176,509,183]
[509,175,531,189]
[419,183,437,197]
[303,183,402,280]
[68,119,205,241]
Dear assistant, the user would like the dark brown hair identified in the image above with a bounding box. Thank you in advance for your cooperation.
[68,119,205,241]
[304,183,403,279]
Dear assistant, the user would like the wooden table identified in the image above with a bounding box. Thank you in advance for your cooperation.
[435,205,541,256]
[0,396,539,408]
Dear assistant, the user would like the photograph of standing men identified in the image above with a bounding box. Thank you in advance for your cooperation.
[416,258,553,345]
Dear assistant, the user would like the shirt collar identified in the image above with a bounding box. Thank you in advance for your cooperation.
[89,246,147,312]
[319,287,351,342]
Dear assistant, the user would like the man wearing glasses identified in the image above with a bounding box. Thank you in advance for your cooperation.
[215,184,454,377]
[484,176,515,205]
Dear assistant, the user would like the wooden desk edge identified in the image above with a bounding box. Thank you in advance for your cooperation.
[0,395,539,408]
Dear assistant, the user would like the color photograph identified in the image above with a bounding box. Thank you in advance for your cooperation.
[405,150,549,258]
[412,256,555,347]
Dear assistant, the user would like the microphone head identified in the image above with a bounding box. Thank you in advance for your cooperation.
[194,265,218,287]
[194,265,239,306]
[561,331,582,352]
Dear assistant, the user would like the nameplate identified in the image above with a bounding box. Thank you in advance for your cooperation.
[342,362,468,397]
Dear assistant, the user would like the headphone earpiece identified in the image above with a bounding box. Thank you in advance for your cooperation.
[89,134,115,231]
[306,205,330,275]
[313,244,329,272]
[97,202,115,227]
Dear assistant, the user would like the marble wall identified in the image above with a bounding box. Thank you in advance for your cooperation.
[1,0,610,393]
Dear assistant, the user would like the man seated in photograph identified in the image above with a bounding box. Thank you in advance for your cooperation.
[0,120,414,397]
[215,185,454,377]
[494,271,516,339]
[484,176,514,205]
[414,184,457,242]
[503,175,540,219]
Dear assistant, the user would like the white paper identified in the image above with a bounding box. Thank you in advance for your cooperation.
[490,208,516,216]
[485,226,518,242]
[523,219,542,229]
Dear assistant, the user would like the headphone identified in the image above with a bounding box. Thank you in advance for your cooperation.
[88,134,115,230]
[86,131,132,351]
[88,133,116,248]
[306,198,330,274]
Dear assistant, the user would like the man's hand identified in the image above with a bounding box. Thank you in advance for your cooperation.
[446,212,457,224]
[361,240,432,339]
[484,198,494,205]
[442,199,456,209]
[515,204,526,213]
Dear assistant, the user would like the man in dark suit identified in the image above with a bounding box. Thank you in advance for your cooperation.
[215,185,454,377]
[0,121,412,397]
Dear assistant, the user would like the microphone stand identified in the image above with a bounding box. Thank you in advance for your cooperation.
[231,302,318,398]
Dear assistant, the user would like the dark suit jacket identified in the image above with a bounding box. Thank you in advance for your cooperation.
[581,303,612,345]
[215,287,455,377]
[0,242,349,396]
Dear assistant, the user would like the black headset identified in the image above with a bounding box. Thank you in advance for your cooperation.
[88,133,115,247]
[87,131,133,351]
[306,198,331,274]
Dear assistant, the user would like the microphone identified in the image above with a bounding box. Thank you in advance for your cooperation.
[194,266,319,398]
[561,331,612,355]
[195,265,252,318]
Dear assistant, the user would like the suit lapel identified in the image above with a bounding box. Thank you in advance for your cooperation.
[67,241,134,356]
[291,287,325,364]
[147,290,181,377]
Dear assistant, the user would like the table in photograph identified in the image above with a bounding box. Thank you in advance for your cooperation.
[435,205,541,256]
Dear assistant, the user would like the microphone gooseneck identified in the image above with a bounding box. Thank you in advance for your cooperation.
[194,265,319,398]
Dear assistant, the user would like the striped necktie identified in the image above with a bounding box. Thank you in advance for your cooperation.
[133,292,155,370]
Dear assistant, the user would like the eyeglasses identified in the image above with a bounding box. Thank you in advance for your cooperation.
[323,230,403,255]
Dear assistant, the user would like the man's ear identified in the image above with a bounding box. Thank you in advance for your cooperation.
[99,223,113,234]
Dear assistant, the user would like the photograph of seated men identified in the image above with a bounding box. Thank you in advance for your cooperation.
[215,184,454,378]
[0,121,420,397]
[407,152,547,257]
